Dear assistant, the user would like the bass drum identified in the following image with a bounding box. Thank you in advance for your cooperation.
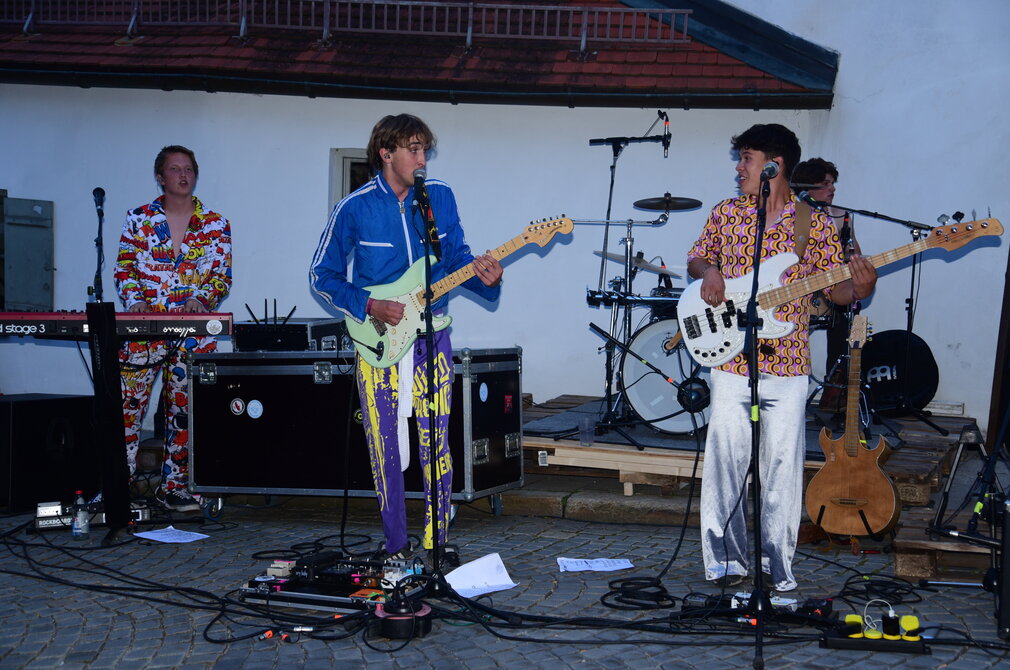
[862,330,939,414]
[620,319,711,433]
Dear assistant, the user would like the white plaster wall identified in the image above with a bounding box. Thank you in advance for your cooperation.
[1,0,1007,433]
[726,0,1010,433]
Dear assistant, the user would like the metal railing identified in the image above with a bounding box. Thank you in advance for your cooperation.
[3,1,690,47]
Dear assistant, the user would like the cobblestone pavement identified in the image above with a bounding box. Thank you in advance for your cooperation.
[1,495,1008,670]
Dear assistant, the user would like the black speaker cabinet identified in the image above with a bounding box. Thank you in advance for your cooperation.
[0,394,101,512]
[188,348,523,501]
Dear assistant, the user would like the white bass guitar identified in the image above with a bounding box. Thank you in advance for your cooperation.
[677,219,1002,367]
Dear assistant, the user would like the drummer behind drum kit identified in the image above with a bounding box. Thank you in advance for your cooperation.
[586,193,712,438]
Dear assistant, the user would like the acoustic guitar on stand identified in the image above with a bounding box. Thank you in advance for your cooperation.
[345,217,573,368]
[805,315,900,537]
[677,219,1002,367]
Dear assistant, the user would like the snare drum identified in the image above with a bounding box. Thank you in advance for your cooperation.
[649,286,683,321]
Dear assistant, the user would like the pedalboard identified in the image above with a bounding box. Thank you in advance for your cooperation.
[34,500,151,531]
[239,550,427,614]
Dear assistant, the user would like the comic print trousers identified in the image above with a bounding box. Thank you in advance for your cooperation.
[700,369,808,592]
[356,329,453,555]
[119,336,216,493]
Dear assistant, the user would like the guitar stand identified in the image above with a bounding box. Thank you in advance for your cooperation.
[810,509,889,543]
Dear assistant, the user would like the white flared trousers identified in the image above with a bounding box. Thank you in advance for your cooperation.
[700,369,808,592]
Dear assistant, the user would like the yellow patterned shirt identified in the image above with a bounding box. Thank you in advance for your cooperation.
[687,193,844,377]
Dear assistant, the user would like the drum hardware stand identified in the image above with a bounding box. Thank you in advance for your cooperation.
[798,193,947,436]
[924,402,1010,639]
[586,323,708,446]
[580,217,669,444]
[883,226,948,435]
[588,117,672,432]
[807,352,903,446]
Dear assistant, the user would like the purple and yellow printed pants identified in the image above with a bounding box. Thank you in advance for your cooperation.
[356,330,453,554]
[119,336,216,493]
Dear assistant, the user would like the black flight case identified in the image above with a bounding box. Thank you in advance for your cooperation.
[187,347,523,502]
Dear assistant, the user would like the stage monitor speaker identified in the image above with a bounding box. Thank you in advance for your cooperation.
[0,394,102,512]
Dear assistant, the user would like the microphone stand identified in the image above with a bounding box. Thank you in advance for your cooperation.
[90,189,105,303]
[592,138,627,431]
[412,184,446,585]
[741,176,774,669]
[86,187,131,543]
[803,196,946,436]
[588,126,666,440]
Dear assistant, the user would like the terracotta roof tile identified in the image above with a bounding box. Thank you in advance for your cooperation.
[0,1,831,109]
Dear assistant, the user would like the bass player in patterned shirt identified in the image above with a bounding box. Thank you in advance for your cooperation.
[686,124,876,591]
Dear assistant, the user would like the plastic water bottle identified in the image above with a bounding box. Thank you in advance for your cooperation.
[71,490,90,540]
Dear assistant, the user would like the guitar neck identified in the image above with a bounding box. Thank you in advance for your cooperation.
[761,236,931,308]
[422,233,523,302]
[843,348,863,456]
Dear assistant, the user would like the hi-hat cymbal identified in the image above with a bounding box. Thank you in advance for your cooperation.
[633,193,702,211]
[594,250,682,278]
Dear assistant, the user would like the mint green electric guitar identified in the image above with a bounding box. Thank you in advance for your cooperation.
[345,217,573,367]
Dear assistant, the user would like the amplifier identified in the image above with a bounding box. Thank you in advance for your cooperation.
[0,394,101,512]
[233,318,347,352]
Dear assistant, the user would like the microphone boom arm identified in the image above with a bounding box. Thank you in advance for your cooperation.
[803,194,932,231]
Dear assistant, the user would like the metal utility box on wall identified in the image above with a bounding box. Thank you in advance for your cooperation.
[188,348,522,501]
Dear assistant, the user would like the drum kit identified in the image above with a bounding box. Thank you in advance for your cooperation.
[585,193,712,440]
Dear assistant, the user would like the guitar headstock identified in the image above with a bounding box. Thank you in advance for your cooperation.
[522,216,574,247]
[848,314,869,349]
[925,218,1002,251]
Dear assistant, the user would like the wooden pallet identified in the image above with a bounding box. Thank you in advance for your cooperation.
[893,506,992,580]
[523,395,977,503]
[522,394,597,423]
[884,414,977,505]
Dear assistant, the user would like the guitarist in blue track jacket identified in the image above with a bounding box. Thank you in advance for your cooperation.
[310,114,502,564]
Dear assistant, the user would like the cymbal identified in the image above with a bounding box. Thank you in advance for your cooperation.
[633,193,702,211]
[594,250,682,278]
[789,183,821,190]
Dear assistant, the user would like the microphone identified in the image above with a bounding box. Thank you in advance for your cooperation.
[658,110,671,158]
[412,169,429,207]
[759,161,779,180]
[412,168,429,205]
[797,190,827,208]
[92,187,105,215]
